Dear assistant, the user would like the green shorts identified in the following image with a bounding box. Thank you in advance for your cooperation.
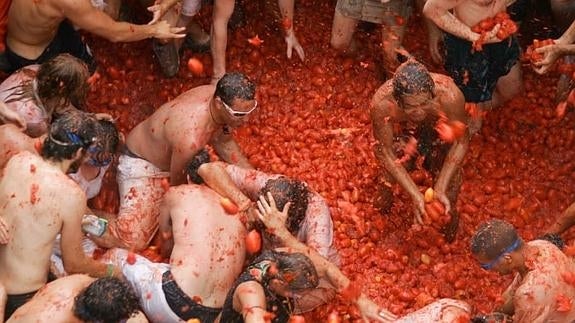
[335,0,412,25]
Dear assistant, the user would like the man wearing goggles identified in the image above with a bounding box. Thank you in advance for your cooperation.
[471,219,575,322]
[88,72,257,252]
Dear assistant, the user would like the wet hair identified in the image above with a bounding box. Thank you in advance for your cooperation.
[260,177,310,235]
[392,60,435,103]
[253,250,319,291]
[4,54,89,119]
[184,148,211,184]
[93,120,120,154]
[73,277,140,322]
[36,54,90,110]
[41,111,98,161]
[537,233,565,250]
[214,72,256,106]
[470,219,522,260]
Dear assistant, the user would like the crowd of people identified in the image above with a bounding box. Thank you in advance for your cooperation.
[1,0,575,322]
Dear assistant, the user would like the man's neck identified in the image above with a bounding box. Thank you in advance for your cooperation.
[45,158,72,173]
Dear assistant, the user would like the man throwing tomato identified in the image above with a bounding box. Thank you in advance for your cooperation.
[370,59,470,242]
[89,72,257,251]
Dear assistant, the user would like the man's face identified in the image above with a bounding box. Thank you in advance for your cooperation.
[218,97,257,127]
[400,92,434,122]
[475,253,513,275]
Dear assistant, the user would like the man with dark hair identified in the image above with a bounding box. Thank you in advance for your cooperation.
[470,219,575,322]
[370,59,470,241]
[4,0,185,73]
[90,72,257,251]
[196,161,337,313]
[256,193,397,322]
[101,172,247,322]
[6,275,143,322]
[0,113,122,321]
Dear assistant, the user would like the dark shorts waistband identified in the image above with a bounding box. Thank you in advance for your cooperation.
[5,290,38,320]
[161,270,221,322]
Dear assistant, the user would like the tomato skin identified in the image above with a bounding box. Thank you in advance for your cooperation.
[245,229,262,254]
[220,198,239,214]
[187,58,204,76]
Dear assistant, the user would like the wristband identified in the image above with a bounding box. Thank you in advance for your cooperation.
[106,264,114,277]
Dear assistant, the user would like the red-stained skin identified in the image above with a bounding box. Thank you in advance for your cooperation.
[0,2,566,321]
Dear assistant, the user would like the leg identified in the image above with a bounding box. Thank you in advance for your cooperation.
[380,0,411,74]
[152,6,181,77]
[211,0,235,82]
[491,62,523,108]
[330,9,358,54]
[548,201,575,235]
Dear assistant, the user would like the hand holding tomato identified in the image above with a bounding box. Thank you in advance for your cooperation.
[413,193,427,225]
[532,42,564,75]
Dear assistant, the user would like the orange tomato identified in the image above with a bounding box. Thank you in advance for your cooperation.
[245,229,262,254]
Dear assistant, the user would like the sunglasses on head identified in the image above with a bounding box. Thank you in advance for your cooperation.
[220,98,257,117]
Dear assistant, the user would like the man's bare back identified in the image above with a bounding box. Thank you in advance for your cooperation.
[161,184,246,308]
[0,151,84,294]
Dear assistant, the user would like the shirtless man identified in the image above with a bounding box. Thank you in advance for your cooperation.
[6,275,142,323]
[4,0,185,73]
[196,160,337,313]
[423,0,523,110]
[0,113,122,321]
[256,193,397,322]
[103,176,246,322]
[471,219,575,322]
[211,0,304,81]
[370,59,469,241]
[90,72,256,251]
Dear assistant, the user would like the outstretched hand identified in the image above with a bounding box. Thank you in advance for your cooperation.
[256,192,290,233]
[433,190,451,214]
[284,32,305,61]
[533,44,562,74]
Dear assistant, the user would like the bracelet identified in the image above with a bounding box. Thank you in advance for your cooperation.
[106,264,114,277]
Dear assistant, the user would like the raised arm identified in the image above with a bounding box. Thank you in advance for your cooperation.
[58,0,185,42]
[210,131,253,169]
[197,161,253,211]
[371,98,426,224]
[256,193,397,322]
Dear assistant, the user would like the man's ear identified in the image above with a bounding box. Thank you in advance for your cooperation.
[503,253,514,265]
[74,147,84,160]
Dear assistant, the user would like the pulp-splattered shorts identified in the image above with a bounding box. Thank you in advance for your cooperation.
[335,0,412,25]
[443,33,520,103]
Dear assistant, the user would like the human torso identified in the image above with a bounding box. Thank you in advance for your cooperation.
[167,185,246,308]
[513,240,575,323]
[125,85,218,171]
[0,152,81,294]
[7,275,91,323]
[0,65,48,137]
[7,0,64,59]
[453,0,512,27]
